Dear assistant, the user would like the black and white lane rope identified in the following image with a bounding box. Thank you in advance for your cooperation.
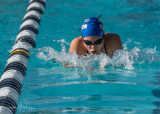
[0,0,45,113]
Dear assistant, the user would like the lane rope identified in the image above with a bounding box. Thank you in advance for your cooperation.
[0,0,46,113]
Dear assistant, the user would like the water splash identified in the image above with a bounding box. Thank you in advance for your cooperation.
[36,39,160,71]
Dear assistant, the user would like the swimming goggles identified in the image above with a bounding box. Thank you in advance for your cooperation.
[83,38,103,45]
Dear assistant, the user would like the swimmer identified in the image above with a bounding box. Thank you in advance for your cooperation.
[63,17,123,67]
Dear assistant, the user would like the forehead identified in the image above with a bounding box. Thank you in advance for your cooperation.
[83,36,102,41]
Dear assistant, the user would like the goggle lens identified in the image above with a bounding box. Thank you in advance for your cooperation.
[83,39,103,45]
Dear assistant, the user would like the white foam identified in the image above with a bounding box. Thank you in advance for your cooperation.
[37,46,134,70]
[36,39,160,71]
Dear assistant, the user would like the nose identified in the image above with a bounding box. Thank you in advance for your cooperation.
[90,45,96,49]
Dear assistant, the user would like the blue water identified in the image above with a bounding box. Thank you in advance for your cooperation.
[0,0,160,113]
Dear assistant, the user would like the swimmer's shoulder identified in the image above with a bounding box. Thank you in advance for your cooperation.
[69,36,84,53]
[104,33,122,44]
[103,33,123,56]
[104,33,121,40]
[70,36,83,48]
[71,36,83,43]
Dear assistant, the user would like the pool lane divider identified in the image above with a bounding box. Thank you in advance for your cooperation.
[0,0,46,113]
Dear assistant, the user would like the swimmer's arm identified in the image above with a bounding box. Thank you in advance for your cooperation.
[63,63,83,68]
[63,62,94,71]
[52,58,76,67]
[63,63,74,67]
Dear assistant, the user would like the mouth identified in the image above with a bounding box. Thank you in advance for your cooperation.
[90,51,97,54]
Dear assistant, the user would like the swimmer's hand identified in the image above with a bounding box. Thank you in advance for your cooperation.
[99,65,106,71]
[52,58,57,63]
[52,57,82,68]
[63,63,83,68]
[63,63,75,67]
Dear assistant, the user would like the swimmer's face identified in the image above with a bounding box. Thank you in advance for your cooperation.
[83,36,104,54]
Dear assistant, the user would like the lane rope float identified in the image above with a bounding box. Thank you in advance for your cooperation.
[0,0,46,113]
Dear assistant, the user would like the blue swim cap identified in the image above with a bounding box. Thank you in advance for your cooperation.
[81,17,105,38]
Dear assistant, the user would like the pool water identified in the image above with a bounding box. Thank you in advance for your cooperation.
[1,0,160,113]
